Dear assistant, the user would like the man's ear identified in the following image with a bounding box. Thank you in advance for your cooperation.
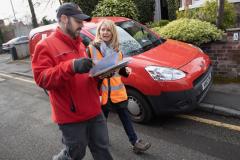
[60,15,68,24]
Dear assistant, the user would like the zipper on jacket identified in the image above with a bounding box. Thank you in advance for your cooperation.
[70,97,76,113]
[107,78,111,103]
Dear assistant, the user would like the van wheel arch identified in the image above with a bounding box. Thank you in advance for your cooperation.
[126,87,153,124]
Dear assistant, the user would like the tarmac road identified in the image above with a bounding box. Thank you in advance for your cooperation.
[0,69,240,159]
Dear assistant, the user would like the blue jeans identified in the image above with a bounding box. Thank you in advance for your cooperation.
[56,113,113,160]
[102,100,138,145]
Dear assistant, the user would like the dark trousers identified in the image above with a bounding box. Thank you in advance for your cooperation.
[57,113,113,160]
[102,101,138,145]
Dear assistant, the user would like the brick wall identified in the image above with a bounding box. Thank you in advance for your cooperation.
[201,28,240,79]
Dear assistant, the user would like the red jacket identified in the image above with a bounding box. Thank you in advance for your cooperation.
[31,27,101,124]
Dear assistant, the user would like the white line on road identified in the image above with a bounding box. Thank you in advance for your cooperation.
[177,114,240,132]
[0,57,10,62]
[0,77,5,81]
[0,57,10,60]
[0,72,35,84]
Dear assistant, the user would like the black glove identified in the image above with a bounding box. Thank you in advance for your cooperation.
[74,58,93,74]
[119,67,129,77]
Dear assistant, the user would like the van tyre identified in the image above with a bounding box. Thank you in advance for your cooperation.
[127,89,153,123]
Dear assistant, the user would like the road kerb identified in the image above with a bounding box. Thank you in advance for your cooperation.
[199,103,240,119]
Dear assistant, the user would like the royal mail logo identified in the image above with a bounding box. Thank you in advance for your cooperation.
[233,32,239,41]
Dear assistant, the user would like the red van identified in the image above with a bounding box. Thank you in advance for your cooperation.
[29,17,212,123]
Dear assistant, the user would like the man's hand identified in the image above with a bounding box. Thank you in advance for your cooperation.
[74,58,93,74]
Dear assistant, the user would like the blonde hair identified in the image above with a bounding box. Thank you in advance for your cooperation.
[93,19,119,50]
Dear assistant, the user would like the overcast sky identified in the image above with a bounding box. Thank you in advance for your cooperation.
[0,0,61,24]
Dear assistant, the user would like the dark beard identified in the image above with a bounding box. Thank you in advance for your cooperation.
[66,20,81,39]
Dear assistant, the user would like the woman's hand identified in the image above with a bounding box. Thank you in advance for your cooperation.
[125,67,132,75]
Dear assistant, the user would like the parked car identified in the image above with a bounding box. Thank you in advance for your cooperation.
[0,44,2,54]
[29,17,213,123]
[2,36,29,52]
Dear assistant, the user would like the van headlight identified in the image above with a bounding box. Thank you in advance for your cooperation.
[145,66,186,81]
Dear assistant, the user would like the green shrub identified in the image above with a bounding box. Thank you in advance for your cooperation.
[133,0,155,23]
[177,0,236,30]
[176,8,200,19]
[92,0,139,20]
[63,0,99,16]
[41,16,53,25]
[146,20,170,28]
[65,0,154,24]
[155,18,224,46]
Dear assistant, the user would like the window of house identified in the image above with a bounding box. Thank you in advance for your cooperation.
[189,0,204,8]
[180,0,240,10]
[228,0,240,2]
[179,0,185,10]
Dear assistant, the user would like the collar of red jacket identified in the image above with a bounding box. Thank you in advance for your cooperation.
[55,27,82,51]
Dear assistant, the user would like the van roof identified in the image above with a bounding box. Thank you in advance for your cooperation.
[29,17,129,40]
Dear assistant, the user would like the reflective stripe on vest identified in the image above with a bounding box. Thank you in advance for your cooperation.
[88,45,127,105]
[101,83,124,91]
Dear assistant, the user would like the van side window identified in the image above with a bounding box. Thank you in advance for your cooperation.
[80,33,91,47]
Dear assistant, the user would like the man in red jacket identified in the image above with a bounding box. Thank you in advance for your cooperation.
[31,2,113,160]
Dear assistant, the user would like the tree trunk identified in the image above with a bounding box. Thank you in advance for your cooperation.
[216,0,224,29]
[59,0,62,5]
[28,0,38,28]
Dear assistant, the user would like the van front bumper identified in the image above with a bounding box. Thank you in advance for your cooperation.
[147,66,213,114]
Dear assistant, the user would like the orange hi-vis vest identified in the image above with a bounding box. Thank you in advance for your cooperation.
[88,44,128,105]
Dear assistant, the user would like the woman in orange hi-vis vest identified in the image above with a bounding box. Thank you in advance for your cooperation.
[87,19,151,153]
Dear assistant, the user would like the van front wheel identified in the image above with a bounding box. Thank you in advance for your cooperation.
[127,89,153,124]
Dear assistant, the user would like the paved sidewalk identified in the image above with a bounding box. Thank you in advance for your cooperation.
[200,83,240,118]
[0,54,32,77]
[1,53,240,119]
